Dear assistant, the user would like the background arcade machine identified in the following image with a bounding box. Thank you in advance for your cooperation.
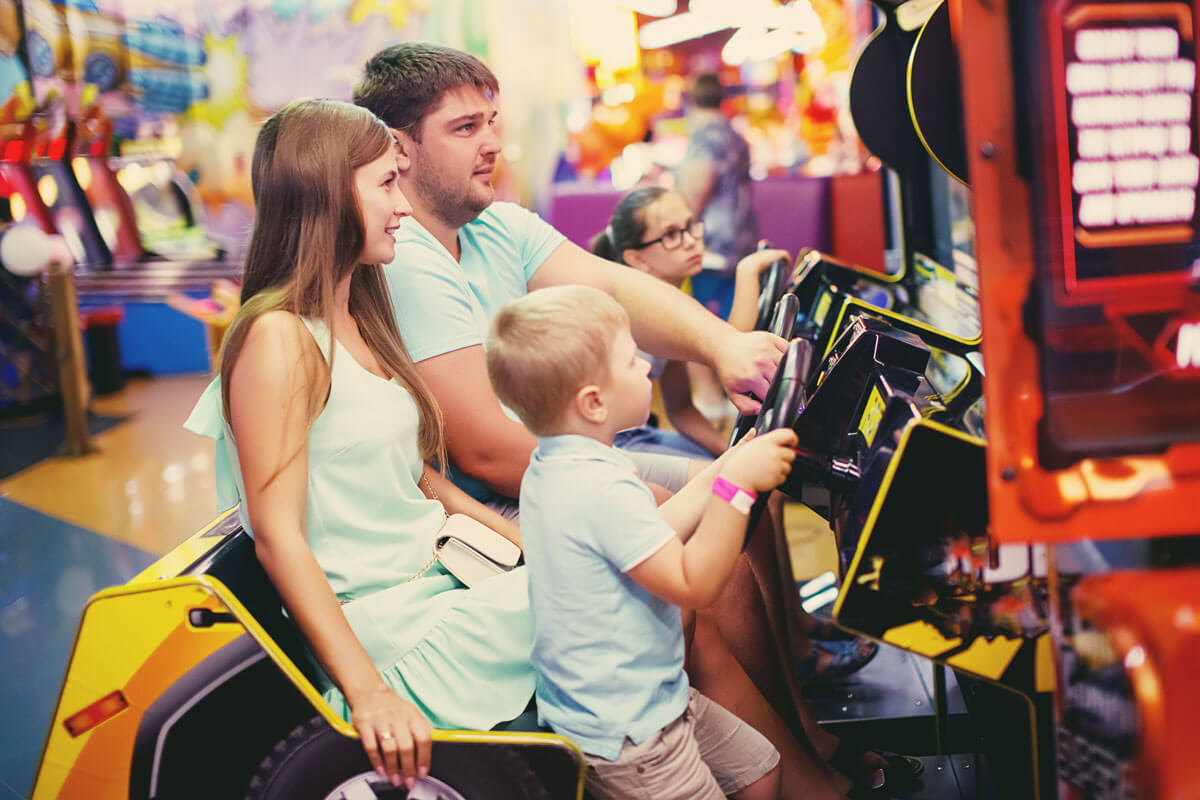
[0,117,58,417]
[69,103,144,264]
[0,99,75,416]
[27,114,113,270]
[64,109,236,376]
[957,0,1200,795]
[749,0,981,360]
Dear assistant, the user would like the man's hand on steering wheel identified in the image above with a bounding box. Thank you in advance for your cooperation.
[714,330,788,415]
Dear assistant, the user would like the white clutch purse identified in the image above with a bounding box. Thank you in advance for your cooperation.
[433,513,521,588]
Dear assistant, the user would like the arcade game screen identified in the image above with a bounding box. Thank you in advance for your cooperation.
[1033,0,1200,463]
[913,165,980,341]
[29,142,111,268]
[115,157,218,261]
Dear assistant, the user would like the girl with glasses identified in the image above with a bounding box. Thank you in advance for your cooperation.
[591,187,790,458]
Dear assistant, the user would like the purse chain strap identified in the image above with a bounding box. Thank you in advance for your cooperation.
[407,473,449,584]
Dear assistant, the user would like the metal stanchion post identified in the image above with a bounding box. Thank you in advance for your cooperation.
[47,258,97,456]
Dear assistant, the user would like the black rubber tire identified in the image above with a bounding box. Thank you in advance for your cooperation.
[246,715,552,800]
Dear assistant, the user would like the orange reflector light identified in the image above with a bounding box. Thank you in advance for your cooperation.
[64,690,129,737]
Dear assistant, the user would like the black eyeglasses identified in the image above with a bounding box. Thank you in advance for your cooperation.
[633,219,704,251]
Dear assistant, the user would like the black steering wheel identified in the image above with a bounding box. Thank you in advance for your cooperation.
[742,338,813,546]
[753,252,794,331]
[729,293,805,448]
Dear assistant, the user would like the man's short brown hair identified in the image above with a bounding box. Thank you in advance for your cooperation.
[690,73,724,110]
[487,286,629,436]
[353,42,499,141]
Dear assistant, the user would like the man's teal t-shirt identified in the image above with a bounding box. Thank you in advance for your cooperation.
[383,202,566,502]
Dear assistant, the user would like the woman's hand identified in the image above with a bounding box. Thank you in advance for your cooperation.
[351,684,433,790]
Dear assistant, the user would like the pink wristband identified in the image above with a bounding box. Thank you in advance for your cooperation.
[712,476,757,515]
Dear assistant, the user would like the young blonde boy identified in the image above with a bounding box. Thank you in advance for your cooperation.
[486,285,799,800]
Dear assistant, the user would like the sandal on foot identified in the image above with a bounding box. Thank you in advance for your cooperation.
[830,741,924,795]
[808,613,858,642]
[794,638,879,684]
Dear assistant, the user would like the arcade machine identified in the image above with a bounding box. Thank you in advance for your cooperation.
[960,0,1200,794]
[70,103,144,264]
[27,114,114,270]
[0,95,64,417]
[757,0,1200,795]
[729,1,1053,797]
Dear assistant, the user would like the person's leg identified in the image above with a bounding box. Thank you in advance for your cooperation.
[483,494,521,522]
[625,449,693,494]
[734,767,782,800]
[702,498,847,759]
[615,425,716,459]
[687,618,849,800]
[730,498,913,787]
[685,688,782,800]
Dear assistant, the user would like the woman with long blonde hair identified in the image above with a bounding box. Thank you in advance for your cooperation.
[185,99,533,791]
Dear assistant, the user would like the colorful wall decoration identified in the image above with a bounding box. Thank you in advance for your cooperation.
[1,0,584,243]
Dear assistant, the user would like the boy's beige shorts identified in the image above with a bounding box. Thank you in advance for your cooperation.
[584,687,780,800]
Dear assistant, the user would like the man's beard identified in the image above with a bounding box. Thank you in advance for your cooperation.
[412,159,493,230]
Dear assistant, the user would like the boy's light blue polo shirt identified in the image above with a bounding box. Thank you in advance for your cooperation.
[520,434,689,759]
[383,202,566,502]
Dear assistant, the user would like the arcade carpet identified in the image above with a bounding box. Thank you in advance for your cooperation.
[0,410,127,480]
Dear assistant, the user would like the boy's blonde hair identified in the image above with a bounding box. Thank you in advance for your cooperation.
[487,286,629,435]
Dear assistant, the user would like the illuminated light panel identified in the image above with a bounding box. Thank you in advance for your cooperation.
[612,0,676,14]
[568,0,640,71]
[637,0,824,61]
[11,192,26,221]
[1124,644,1147,669]
[64,690,129,737]
[637,11,729,49]
[1066,20,1199,242]
[73,157,93,192]
[1176,321,1200,367]
[800,586,839,613]
[37,175,58,208]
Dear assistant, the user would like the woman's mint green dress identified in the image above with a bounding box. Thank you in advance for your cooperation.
[184,317,534,730]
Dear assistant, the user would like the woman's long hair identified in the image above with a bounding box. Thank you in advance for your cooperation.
[218,98,445,468]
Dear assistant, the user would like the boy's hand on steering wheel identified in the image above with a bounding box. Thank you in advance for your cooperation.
[352,684,432,790]
[715,331,787,415]
[715,427,758,469]
[718,428,798,495]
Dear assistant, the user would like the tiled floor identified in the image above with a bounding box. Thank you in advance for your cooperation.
[0,500,155,799]
[0,374,216,798]
[1,374,219,551]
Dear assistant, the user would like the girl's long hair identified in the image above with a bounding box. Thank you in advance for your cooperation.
[589,185,669,264]
[218,98,445,468]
